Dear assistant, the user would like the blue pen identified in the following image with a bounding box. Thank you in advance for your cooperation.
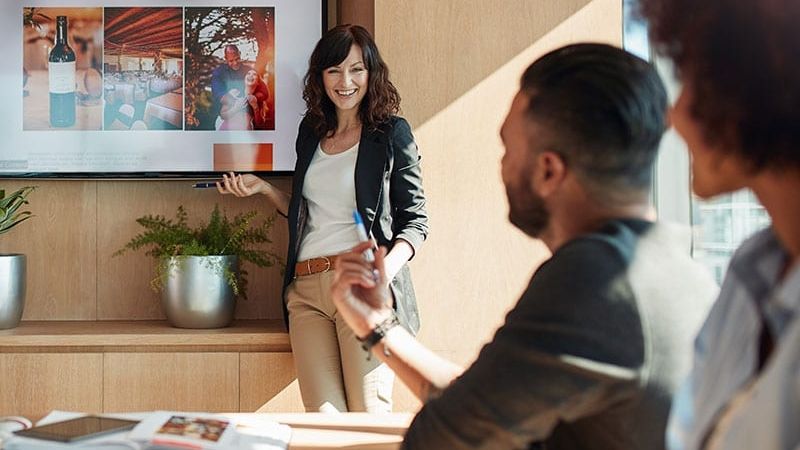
[192,181,220,188]
[353,210,375,263]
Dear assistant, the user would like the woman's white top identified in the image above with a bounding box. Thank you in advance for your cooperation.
[297,142,361,260]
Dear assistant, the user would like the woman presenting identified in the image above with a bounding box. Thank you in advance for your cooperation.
[217,24,428,413]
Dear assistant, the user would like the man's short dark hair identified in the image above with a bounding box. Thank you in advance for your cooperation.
[640,0,800,171]
[521,43,667,196]
[224,44,240,55]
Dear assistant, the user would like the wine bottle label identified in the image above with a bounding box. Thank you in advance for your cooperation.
[49,61,76,94]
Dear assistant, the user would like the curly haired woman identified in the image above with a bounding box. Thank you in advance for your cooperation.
[218,24,428,413]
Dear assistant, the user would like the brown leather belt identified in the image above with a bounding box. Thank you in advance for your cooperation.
[294,255,339,277]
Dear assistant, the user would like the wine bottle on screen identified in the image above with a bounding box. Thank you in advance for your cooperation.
[49,15,76,128]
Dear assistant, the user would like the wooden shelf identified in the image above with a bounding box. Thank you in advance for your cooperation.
[0,320,290,353]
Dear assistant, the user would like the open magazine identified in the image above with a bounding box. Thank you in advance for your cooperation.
[3,411,290,450]
[130,412,290,449]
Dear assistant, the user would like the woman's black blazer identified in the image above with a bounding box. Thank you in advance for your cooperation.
[283,116,429,334]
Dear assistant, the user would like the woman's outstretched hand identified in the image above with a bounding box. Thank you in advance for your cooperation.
[216,171,290,217]
[217,172,266,197]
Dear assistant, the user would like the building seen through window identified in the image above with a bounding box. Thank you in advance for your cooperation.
[691,190,771,284]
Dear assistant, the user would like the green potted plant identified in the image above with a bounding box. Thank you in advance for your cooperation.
[115,205,280,329]
[0,186,35,329]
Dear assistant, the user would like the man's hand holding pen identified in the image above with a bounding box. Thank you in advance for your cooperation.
[331,242,394,339]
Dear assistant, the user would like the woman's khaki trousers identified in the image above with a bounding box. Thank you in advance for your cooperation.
[286,270,394,412]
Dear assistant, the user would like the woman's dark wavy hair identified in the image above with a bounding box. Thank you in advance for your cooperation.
[302,24,400,138]
[640,0,800,170]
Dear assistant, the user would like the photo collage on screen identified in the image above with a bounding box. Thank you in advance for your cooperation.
[22,6,275,132]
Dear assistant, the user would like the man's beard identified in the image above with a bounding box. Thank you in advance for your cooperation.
[506,182,550,239]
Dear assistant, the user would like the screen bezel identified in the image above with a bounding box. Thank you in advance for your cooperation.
[13,416,140,442]
[1,170,294,180]
[3,0,328,179]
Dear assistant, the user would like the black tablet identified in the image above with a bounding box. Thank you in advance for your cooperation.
[13,416,139,443]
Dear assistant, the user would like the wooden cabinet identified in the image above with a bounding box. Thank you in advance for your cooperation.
[0,321,303,420]
[103,353,240,412]
[0,353,103,419]
[240,353,304,413]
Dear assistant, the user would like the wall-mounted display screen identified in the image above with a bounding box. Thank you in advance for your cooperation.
[2,0,325,177]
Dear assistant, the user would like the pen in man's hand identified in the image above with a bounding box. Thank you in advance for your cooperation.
[192,181,220,189]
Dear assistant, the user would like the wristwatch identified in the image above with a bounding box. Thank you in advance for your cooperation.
[357,312,400,358]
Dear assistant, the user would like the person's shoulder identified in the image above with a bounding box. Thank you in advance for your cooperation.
[297,115,317,139]
[387,115,409,127]
[715,226,780,288]
[528,234,627,295]
[388,116,411,134]
[552,219,710,283]
[378,116,414,149]
[211,64,226,76]
[371,115,409,135]
[729,226,777,265]
[523,220,653,304]
[634,220,717,272]
[559,219,650,264]
[511,223,648,366]
[628,220,718,302]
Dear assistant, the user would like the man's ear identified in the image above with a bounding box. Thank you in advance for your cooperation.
[532,151,567,197]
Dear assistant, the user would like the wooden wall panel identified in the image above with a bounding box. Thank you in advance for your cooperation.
[337,0,374,35]
[0,353,103,420]
[377,0,611,127]
[0,180,96,320]
[95,179,289,320]
[240,353,304,412]
[103,353,239,412]
[327,1,337,30]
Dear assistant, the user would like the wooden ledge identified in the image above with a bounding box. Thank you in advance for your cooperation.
[0,320,290,353]
[237,412,415,435]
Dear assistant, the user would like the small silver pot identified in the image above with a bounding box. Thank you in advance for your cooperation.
[0,254,26,330]
[161,255,238,329]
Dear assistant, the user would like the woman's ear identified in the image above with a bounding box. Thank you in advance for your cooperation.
[532,151,567,197]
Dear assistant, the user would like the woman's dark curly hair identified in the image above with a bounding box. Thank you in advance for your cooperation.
[302,24,400,138]
[639,0,800,170]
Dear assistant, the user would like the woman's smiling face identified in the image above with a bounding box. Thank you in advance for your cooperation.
[322,44,369,113]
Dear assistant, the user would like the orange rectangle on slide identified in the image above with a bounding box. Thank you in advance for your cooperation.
[213,143,273,171]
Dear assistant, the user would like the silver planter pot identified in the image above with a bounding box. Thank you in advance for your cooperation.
[161,255,238,329]
[0,254,26,330]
